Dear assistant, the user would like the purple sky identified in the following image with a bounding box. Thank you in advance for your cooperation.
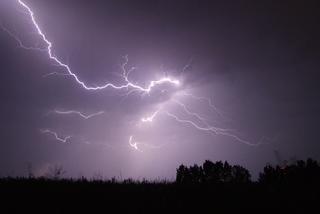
[0,0,319,179]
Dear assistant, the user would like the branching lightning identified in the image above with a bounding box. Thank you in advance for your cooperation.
[179,92,228,120]
[171,99,233,133]
[164,111,262,146]
[5,0,267,151]
[16,0,180,94]
[172,99,208,124]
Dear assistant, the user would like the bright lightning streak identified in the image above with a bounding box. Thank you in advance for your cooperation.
[16,0,180,93]
[53,110,104,119]
[129,136,142,152]
[141,110,160,123]
[128,136,166,151]
[41,129,71,143]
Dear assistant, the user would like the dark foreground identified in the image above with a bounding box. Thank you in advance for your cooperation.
[1,159,320,213]
[0,178,319,214]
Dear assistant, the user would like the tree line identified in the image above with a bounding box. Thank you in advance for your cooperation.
[176,158,320,185]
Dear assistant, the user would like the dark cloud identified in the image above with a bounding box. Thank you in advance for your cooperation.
[0,0,319,179]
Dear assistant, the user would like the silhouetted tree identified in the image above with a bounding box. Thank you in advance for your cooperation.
[259,164,284,186]
[202,160,215,182]
[231,165,251,183]
[189,164,203,183]
[176,160,251,184]
[202,160,225,183]
[176,164,203,183]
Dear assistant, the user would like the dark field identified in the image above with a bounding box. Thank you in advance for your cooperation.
[1,159,319,213]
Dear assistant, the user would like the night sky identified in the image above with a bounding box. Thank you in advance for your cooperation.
[0,0,319,179]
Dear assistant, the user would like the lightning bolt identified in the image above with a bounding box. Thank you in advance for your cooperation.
[129,136,142,152]
[53,110,104,119]
[15,0,180,93]
[41,129,71,143]
[141,110,160,123]
[128,136,167,152]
